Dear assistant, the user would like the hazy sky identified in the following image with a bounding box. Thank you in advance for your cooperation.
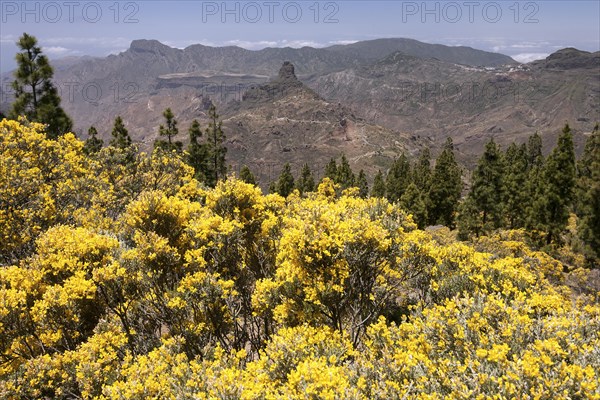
[1,0,599,73]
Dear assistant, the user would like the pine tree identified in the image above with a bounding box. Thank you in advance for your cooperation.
[356,170,369,198]
[336,154,355,190]
[503,143,529,228]
[385,153,411,203]
[371,170,386,198]
[83,126,103,155]
[577,124,599,181]
[108,116,135,166]
[576,124,600,263]
[276,163,295,197]
[268,181,277,194]
[412,149,433,220]
[468,138,505,233]
[525,132,545,231]
[204,105,227,187]
[527,131,544,169]
[400,182,428,228]
[413,148,432,191]
[186,119,208,182]
[109,116,132,149]
[9,33,72,139]
[296,163,315,194]
[155,108,182,152]
[532,124,576,244]
[36,84,73,139]
[429,138,462,228]
[323,158,338,182]
[526,167,546,234]
[239,165,257,185]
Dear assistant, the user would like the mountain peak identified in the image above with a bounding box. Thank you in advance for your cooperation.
[550,47,589,56]
[129,39,174,54]
[278,61,298,81]
[238,61,315,107]
[533,47,600,70]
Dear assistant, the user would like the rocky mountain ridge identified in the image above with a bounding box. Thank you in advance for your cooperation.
[1,38,597,178]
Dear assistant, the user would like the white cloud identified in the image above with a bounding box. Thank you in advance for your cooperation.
[227,39,328,49]
[105,48,128,56]
[224,39,280,49]
[492,42,551,52]
[0,34,17,44]
[327,40,359,46]
[435,38,565,59]
[44,36,132,49]
[35,37,135,57]
[167,39,334,50]
[279,40,326,48]
[512,53,548,63]
[163,40,199,49]
[509,44,540,49]
[44,46,71,55]
[160,39,322,50]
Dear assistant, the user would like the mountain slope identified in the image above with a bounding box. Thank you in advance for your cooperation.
[221,62,418,185]
[306,49,599,161]
[325,38,516,67]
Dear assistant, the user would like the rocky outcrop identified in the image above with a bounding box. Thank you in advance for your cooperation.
[277,61,297,81]
[129,39,181,57]
[241,62,312,105]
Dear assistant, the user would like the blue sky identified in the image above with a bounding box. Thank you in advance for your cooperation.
[1,1,599,73]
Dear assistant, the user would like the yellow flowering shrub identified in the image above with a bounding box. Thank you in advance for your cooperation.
[241,325,356,399]
[1,119,598,399]
[253,187,429,345]
[355,293,600,399]
[0,118,93,263]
